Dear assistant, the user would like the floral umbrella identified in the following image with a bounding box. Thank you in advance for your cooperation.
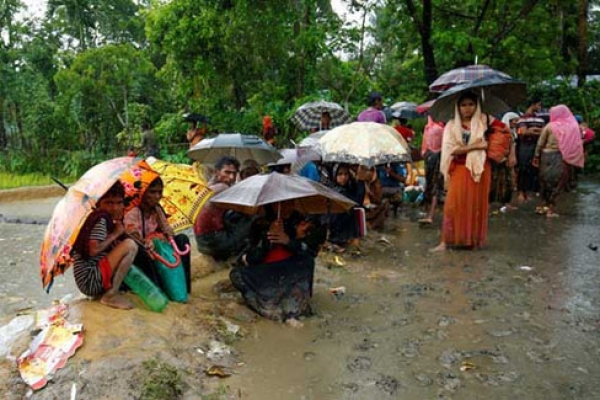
[144,158,213,232]
[40,157,142,292]
[319,122,411,167]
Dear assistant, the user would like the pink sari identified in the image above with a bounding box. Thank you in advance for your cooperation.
[548,105,585,168]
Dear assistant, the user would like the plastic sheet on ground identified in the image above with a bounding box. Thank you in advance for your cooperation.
[17,303,83,391]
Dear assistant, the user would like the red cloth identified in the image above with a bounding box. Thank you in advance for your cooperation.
[193,204,225,236]
[98,257,112,291]
[263,245,293,263]
[395,125,415,142]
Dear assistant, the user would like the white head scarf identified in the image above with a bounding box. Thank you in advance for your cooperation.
[440,94,489,183]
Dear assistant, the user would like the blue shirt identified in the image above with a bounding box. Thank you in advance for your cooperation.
[377,163,406,188]
[300,162,320,182]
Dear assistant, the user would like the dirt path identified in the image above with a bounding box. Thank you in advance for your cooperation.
[1,180,599,399]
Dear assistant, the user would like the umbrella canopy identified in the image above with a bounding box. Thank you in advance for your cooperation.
[268,148,298,167]
[429,65,512,93]
[290,101,352,131]
[40,157,142,291]
[187,133,281,165]
[428,76,527,122]
[133,158,214,232]
[416,99,436,114]
[390,101,420,119]
[210,172,356,215]
[319,122,411,167]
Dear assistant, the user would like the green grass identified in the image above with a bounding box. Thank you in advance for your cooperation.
[0,172,55,189]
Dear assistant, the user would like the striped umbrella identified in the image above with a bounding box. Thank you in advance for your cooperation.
[290,101,352,131]
[429,65,512,93]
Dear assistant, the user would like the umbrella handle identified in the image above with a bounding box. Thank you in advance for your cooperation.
[169,236,190,256]
[149,248,181,269]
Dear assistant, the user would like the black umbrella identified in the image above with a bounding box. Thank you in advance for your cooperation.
[428,76,527,122]
[183,112,210,124]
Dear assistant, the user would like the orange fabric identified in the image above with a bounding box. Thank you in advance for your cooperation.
[487,128,511,163]
[441,160,491,248]
[120,160,160,212]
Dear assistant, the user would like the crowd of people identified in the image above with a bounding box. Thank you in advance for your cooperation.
[71,89,593,327]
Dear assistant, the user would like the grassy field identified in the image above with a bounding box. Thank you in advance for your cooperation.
[0,172,55,190]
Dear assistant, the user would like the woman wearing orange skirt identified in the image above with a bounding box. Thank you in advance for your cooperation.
[431,92,506,251]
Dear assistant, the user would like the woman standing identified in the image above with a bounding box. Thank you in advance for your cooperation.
[419,116,445,224]
[431,92,506,251]
[532,105,584,218]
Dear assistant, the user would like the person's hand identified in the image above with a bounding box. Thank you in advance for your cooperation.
[529,127,542,135]
[113,220,125,237]
[144,238,155,252]
[531,156,540,168]
[267,220,290,245]
[507,155,517,168]
[471,138,488,151]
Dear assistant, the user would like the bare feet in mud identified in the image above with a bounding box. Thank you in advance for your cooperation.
[285,318,304,328]
[100,293,134,310]
[429,243,446,253]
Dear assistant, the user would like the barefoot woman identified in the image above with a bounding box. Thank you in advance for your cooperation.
[431,92,506,252]
[72,182,138,309]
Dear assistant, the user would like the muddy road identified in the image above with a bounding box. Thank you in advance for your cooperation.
[1,180,599,399]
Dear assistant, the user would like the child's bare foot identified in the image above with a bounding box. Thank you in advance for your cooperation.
[285,318,304,328]
[101,293,134,310]
[429,243,446,253]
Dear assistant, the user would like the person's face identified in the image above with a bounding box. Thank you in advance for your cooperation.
[215,163,238,185]
[336,167,350,186]
[509,118,518,128]
[296,220,313,239]
[375,98,383,110]
[143,182,163,208]
[533,102,542,112]
[98,194,124,220]
[321,113,331,126]
[459,98,477,119]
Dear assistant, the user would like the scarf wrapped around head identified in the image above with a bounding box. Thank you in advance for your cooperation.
[440,94,489,183]
[421,116,445,156]
[501,112,520,137]
[547,105,585,168]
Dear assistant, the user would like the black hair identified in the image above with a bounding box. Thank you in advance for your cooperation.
[215,155,240,171]
[148,177,164,189]
[527,96,542,106]
[101,181,125,200]
[457,91,479,105]
[367,91,383,107]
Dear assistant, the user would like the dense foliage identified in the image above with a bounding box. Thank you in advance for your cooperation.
[1,0,599,178]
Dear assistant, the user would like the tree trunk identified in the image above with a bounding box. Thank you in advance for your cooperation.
[405,0,438,86]
[577,0,589,87]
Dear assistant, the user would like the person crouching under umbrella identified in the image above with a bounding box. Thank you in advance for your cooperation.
[71,182,138,310]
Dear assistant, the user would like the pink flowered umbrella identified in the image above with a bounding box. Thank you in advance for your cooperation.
[40,157,142,292]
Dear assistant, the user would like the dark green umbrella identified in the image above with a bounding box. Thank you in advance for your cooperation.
[428,76,527,122]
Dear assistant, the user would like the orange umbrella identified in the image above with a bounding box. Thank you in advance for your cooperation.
[40,157,142,291]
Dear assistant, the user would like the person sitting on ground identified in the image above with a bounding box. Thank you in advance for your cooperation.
[359,165,389,230]
[240,159,261,180]
[71,181,138,310]
[230,207,326,327]
[376,162,407,214]
[124,176,192,293]
[357,91,387,124]
[194,156,253,261]
[326,163,363,251]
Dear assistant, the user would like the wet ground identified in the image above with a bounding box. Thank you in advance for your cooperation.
[1,180,599,399]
